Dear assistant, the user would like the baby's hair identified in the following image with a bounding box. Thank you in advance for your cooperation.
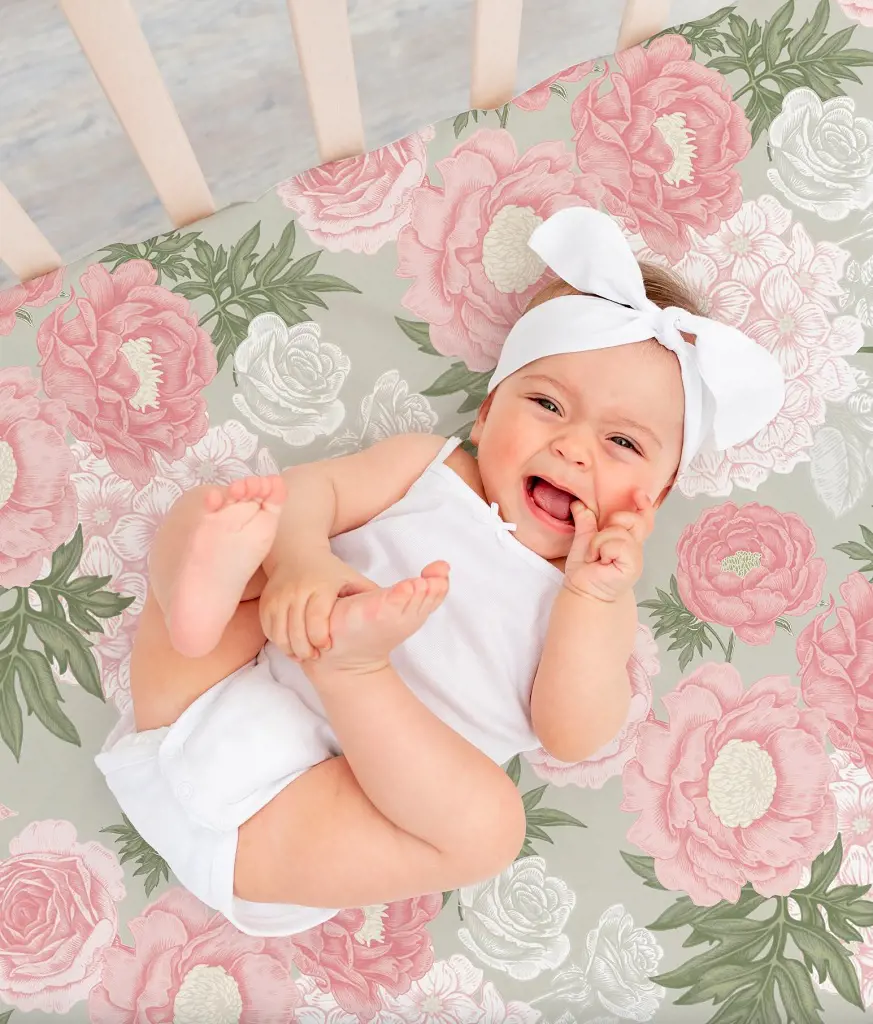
[525,263,704,321]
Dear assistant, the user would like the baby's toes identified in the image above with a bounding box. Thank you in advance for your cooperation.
[263,475,286,510]
[202,486,226,513]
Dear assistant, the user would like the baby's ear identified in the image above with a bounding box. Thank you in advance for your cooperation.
[470,393,495,446]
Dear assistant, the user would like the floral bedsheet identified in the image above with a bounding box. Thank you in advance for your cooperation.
[2,1,873,1020]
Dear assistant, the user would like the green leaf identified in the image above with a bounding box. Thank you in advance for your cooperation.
[453,111,470,137]
[15,307,32,325]
[762,0,795,67]
[525,807,586,830]
[101,815,170,897]
[29,616,103,700]
[521,784,547,811]
[395,317,439,356]
[228,224,260,293]
[775,617,793,634]
[639,575,711,670]
[422,362,490,398]
[621,850,666,890]
[0,1010,13,1024]
[0,654,23,759]
[787,0,828,61]
[442,889,455,908]
[639,835,873,1023]
[16,648,80,747]
[549,81,568,100]
[504,753,521,786]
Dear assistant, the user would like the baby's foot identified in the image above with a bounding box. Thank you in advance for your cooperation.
[168,475,285,658]
[312,561,450,676]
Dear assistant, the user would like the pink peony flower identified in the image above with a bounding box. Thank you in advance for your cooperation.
[570,36,750,262]
[675,501,826,645]
[396,129,588,370]
[622,664,837,905]
[797,573,873,774]
[36,260,217,487]
[0,820,125,1013]
[0,366,77,588]
[513,62,592,111]
[88,887,303,1023]
[22,267,64,307]
[289,895,441,1021]
[525,624,658,788]
[278,128,433,255]
[0,283,27,335]
[837,0,873,27]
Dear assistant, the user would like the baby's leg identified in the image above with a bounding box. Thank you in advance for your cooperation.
[130,476,283,731]
[235,576,527,908]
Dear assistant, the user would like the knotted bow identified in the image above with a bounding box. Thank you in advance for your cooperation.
[487,206,785,471]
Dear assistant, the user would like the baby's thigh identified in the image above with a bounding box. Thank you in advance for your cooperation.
[235,755,502,909]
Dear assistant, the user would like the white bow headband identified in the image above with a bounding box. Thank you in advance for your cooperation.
[487,207,785,472]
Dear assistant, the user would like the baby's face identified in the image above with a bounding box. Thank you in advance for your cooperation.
[471,343,685,562]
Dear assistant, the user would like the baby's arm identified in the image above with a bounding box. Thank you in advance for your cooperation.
[531,590,634,762]
[531,495,651,762]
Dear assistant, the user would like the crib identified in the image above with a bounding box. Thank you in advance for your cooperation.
[1,1,873,1022]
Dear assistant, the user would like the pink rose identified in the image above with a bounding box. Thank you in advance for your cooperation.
[0,366,77,587]
[37,260,217,487]
[525,624,658,788]
[837,0,873,26]
[290,895,441,1021]
[571,35,751,261]
[622,664,837,905]
[396,129,588,370]
[0,820,125,1013]
[797,573,873,774]
[513,62,592,111]
[675,501,826,645]
[278,129,433,255]
[0,283,26,335]
[88,887,303,1023]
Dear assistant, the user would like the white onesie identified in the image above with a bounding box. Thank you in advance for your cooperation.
[95,437,564,936]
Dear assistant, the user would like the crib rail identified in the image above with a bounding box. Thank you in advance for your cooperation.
[0,0,672,284]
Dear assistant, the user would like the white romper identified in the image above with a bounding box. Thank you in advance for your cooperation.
[95,437,564,936]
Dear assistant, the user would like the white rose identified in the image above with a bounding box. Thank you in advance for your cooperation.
[327,369,438,454]
[457,856,576,982]
[767,87,873,221]
[233,314,350,446]
[584,905,665,1022]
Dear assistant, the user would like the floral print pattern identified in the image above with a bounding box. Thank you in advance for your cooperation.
[1,3,873,1021]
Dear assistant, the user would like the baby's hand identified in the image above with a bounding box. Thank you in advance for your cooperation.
[563,490,654,603]
[259,550,378,661]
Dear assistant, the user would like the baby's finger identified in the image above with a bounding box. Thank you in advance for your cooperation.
[586,527,636,564]
[603,510,647,542]
[287,595,315,661]
[633,489,656,535]
[305,588,335,650]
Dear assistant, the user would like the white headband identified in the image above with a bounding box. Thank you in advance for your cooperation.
[487,206,785,471]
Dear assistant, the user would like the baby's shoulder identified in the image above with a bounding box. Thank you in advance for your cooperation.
[443,444,487,502]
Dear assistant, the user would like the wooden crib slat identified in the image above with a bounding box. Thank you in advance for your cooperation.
[59,0,215,228]
[617,0,672,49]
[470,0,524,110]
[286,0,365,164]
[0,182,63,282]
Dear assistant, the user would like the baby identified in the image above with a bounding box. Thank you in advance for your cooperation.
[96,207,784,937]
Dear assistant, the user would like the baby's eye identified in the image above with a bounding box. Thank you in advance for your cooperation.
[610,435,640,454]
[532,397,561,415]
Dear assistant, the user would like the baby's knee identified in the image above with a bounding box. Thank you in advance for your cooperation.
[454,783,527,880]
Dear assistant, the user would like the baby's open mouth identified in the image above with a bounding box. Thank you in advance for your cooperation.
[526,476,579,523]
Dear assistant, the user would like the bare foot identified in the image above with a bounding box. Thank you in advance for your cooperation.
[167,475,286,658]
[309,561,450,676]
